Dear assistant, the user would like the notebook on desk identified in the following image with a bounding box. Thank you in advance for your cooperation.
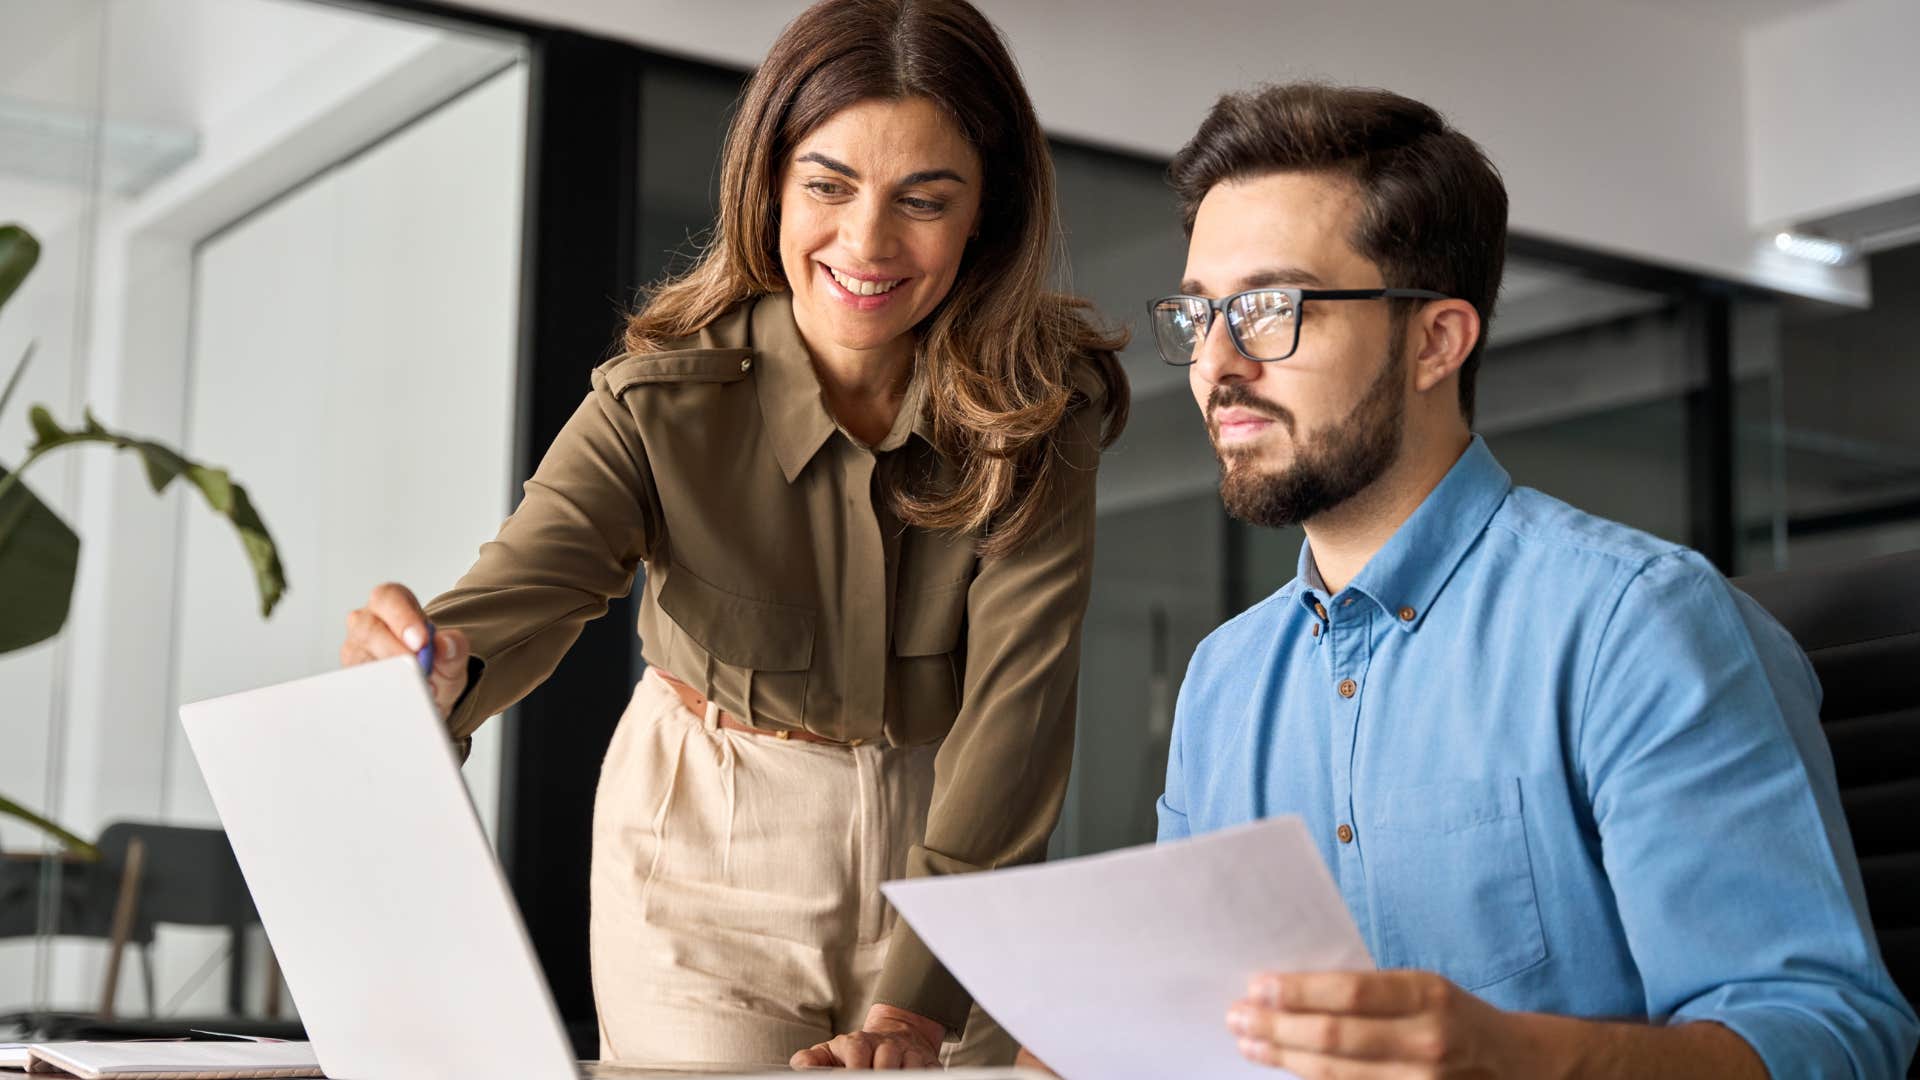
[180,659,1042,1080]
[18,1042,320,1080]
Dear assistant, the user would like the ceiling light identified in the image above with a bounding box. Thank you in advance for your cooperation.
[1773,231,1857,267]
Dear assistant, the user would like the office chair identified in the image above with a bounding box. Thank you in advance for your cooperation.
[1737,548,1920,1074]
[0,822,297,1040]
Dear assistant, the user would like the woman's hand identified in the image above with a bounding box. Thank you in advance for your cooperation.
[340,582,470,718]
[790,1004,944,1070]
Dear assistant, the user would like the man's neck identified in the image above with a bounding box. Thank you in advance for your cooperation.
[1303,428,1473,595]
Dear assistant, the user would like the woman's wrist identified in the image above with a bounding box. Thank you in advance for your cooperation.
[864,1002,947,1049]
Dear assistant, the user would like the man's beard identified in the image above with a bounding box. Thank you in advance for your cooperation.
[1211,348,1406,529]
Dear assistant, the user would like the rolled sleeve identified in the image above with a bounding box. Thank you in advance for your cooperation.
[871,402,1103,1034]
[1579,551,1918,1077]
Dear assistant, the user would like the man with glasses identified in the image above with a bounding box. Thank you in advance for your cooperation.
[1148,83,1917,1077]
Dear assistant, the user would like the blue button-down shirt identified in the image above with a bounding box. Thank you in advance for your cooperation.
[1158,436,1917,1077]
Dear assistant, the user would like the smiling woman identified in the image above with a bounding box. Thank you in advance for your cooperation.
[334,0,1130,1073]
[623,0,1128,552]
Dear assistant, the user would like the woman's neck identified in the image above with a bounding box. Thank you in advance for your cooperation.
[803,332,916,448]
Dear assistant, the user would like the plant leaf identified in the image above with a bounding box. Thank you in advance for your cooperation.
[0,792,100,861]
[23,407,288,617]
[0,224,39,314]
[0,343,31,418]
[0,461,79,654]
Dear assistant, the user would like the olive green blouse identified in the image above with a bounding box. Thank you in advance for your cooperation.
[425,291,1104,1033]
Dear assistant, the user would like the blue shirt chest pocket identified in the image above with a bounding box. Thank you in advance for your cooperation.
[1362,777,1549,990]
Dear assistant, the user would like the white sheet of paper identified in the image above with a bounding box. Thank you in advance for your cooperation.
[883,816,1372,1080]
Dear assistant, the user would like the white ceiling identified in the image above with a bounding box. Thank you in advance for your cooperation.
[0,0,450,199]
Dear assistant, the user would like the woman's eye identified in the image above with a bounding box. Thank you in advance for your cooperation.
[901,197,946,214]
[804,179,848,197]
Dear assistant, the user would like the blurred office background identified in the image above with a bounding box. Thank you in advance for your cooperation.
[1,0,1915,1053]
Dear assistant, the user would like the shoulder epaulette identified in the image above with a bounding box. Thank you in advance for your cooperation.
[597,348,756,398]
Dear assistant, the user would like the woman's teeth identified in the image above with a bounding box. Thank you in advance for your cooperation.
[828,266,902,296]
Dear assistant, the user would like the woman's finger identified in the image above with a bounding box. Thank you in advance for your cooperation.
[344,608,409,660]
[788,1044,834,1069]
[831,1033,875,1069]
[432,628,468,677]
[365,582,429,650]
[430,629,470,715]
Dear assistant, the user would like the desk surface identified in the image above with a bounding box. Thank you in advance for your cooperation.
[584,1065,1043,1079]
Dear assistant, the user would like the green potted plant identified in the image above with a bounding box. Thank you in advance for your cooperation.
[0,223,288,861]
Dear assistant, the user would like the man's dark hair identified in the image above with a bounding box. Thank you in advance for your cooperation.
[1170,82,1508,423]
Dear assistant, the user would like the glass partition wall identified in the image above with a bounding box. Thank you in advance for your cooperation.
[0,0,526,1039]
[0,0,112,1038]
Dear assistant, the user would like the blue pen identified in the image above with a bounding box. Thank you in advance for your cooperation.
[416,620,436,676]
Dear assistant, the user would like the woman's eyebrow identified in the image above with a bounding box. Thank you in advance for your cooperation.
[795,153,968,188]
[899,169,967,186]
[797,151,858,178]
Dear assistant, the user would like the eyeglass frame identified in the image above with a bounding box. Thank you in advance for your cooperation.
[1146,287,1452,366]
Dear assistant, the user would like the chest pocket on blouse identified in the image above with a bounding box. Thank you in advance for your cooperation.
[1363,777,1549,990]
[657,567,814,724]
[891,577,968,738]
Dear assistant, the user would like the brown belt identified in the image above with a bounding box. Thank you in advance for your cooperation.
[652,668,851,746]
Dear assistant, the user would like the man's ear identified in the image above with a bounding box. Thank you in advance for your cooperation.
[1410,299,1481,395]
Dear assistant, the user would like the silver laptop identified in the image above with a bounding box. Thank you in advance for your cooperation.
[182,657,1038,1080]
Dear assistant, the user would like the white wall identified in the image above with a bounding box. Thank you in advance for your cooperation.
[170,63,526,836]
[1745,0,1920,228]
[437,0,1866,303]
[57,19,518,849]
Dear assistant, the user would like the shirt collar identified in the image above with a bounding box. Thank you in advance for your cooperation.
[1295,435,1512,632]
[749,291,932,484]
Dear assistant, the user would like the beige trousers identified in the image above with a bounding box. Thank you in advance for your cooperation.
[589,668,1014,1069]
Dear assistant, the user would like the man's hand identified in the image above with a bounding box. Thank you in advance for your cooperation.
[1226,970,1538,1077]
[1225,970,1768,1079]
[791,1004,945,1070]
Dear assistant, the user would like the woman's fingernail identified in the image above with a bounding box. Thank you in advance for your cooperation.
[403,625,425,650]
[1258,976,1283,1007]
[1226,1008,1251,1035]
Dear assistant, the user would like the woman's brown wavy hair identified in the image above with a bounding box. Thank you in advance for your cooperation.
[622,0,1129,558]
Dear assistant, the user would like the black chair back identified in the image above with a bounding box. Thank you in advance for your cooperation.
[1737,549,1920,1065]
[94,822,258,941]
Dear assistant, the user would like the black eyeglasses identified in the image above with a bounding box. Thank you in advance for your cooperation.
[1146,287,1450,366]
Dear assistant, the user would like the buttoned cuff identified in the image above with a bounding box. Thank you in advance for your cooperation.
[873,844,990,1037]
[872,918,972,1038]
[443,654,488,763]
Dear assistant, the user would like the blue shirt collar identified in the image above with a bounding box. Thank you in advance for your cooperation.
[1292,435,1512,632]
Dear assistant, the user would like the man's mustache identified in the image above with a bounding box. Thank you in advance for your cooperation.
[1206,384,1294,438]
